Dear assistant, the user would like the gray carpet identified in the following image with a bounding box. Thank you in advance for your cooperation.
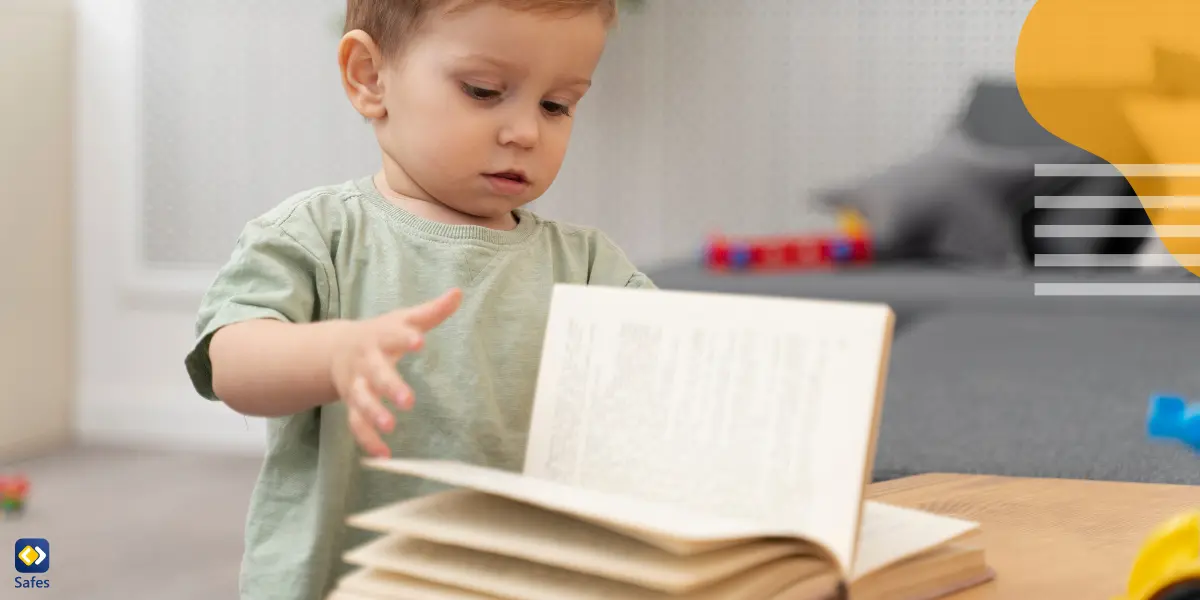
[1,444,261,600]
[872,311,1200,485]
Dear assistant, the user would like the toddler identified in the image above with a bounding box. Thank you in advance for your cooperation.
[183,0,654,597]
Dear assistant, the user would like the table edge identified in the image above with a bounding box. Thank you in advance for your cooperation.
[868,472,1200,500]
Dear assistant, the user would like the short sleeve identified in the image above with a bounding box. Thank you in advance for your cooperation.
[587,232,657,290]
[184,216,333,401]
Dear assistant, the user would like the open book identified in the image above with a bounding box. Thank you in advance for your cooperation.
[327,285,994,599]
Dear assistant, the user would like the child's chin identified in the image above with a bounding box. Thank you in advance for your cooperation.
[449,198,528,219]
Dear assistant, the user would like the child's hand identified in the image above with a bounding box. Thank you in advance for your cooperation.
[331,288,463,458]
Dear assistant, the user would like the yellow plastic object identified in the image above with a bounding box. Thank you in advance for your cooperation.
[1117,511,1200,600]
[837,209,868,239]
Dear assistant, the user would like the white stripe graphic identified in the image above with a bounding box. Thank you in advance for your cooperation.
[1035,282,1200,296]
[1033,254,1200,267]
[1030,168,1200,295]
[1036,164,1200,177]
[1035,195,1200,209]
[1034,225,1200,238]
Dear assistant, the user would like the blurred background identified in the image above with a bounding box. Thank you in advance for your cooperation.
[4,0,1200,598]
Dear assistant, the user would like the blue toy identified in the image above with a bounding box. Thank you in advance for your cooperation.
[1146,394,1200,454]
[830,239,854,261]
[729,243,752,268]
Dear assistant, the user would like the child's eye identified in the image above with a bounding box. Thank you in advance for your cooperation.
[462,83,501,100]
[541,100,571,116]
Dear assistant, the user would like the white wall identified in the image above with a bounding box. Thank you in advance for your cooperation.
[0,0,75,461]
[74,0,268,453]
[74,0,1035,454]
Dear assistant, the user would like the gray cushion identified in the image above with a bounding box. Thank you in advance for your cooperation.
[819,79,1153,266]
[816,127,1090,268]
[959,79,1150,259]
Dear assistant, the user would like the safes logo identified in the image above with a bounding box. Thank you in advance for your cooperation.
[13,538,50,591]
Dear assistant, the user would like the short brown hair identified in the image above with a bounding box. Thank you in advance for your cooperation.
[344,0,618,58]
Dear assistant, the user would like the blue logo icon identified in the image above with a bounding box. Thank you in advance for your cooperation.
[14,539,49,574]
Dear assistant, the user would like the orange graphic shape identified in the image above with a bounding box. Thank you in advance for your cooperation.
[1016,0,1200,275]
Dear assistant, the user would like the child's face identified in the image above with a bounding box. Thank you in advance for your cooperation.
[356,3,609,221]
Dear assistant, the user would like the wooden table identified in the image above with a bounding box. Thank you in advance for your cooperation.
[868,473,1200,599]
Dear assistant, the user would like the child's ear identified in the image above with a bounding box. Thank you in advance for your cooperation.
[338,30,387,120]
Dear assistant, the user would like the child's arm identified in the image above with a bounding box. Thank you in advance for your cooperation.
[187,210,462,457]
[207,288,463,456]
[208,318,359,417]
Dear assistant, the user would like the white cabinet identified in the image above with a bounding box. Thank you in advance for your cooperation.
[0,0,74,460]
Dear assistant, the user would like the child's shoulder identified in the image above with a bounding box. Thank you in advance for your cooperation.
[519,210,628,253]
[518,211,652,289]
[248,179,363,233]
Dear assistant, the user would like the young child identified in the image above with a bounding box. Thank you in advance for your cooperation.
[183,0,654,597]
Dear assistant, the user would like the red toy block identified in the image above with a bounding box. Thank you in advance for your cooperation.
[817,237,834,262]
[852,237,873,261]
[798,239,825,266]
[781,242,800,265]
[749,243,767,266]
[702,231,871,273]
[705,238,730,269]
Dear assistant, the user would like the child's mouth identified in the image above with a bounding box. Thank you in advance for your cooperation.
[488,171,527,184]
[485,171,530,194]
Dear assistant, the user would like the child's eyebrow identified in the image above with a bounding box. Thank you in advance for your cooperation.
[456,52,591,87]
[457,53,522,72]
[561,75,593,87]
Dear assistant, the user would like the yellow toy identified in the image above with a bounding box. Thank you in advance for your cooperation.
[1117,510,1200,600]
[836,209,868,239]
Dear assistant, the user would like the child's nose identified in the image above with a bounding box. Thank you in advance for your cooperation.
[498,110,540,149]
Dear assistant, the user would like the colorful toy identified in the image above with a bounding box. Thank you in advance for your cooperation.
[702,209,874,273]
[1,475,29,520]
[1147,395,1200,454]
[1115,395,1200,600]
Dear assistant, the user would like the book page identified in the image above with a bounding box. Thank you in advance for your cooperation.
[362,458,811,555]
[344,534,658,600]
[343,534,817,600]
[522,285,894,571]
[773,543,989,600]
[848,501,980,580]
[347,487,813,594]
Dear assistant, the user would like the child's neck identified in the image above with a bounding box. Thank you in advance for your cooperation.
[374,172,518,231]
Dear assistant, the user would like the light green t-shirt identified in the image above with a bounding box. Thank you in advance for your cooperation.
[184,176,654,600]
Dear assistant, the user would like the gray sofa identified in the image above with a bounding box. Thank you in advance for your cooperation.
[643,262,1200,485]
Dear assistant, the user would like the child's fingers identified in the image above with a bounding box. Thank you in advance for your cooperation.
[350,375,394,433]
[347,406,390,458]
[402,288,463,332]
[364,350,414,411]
[378,324,424,357]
